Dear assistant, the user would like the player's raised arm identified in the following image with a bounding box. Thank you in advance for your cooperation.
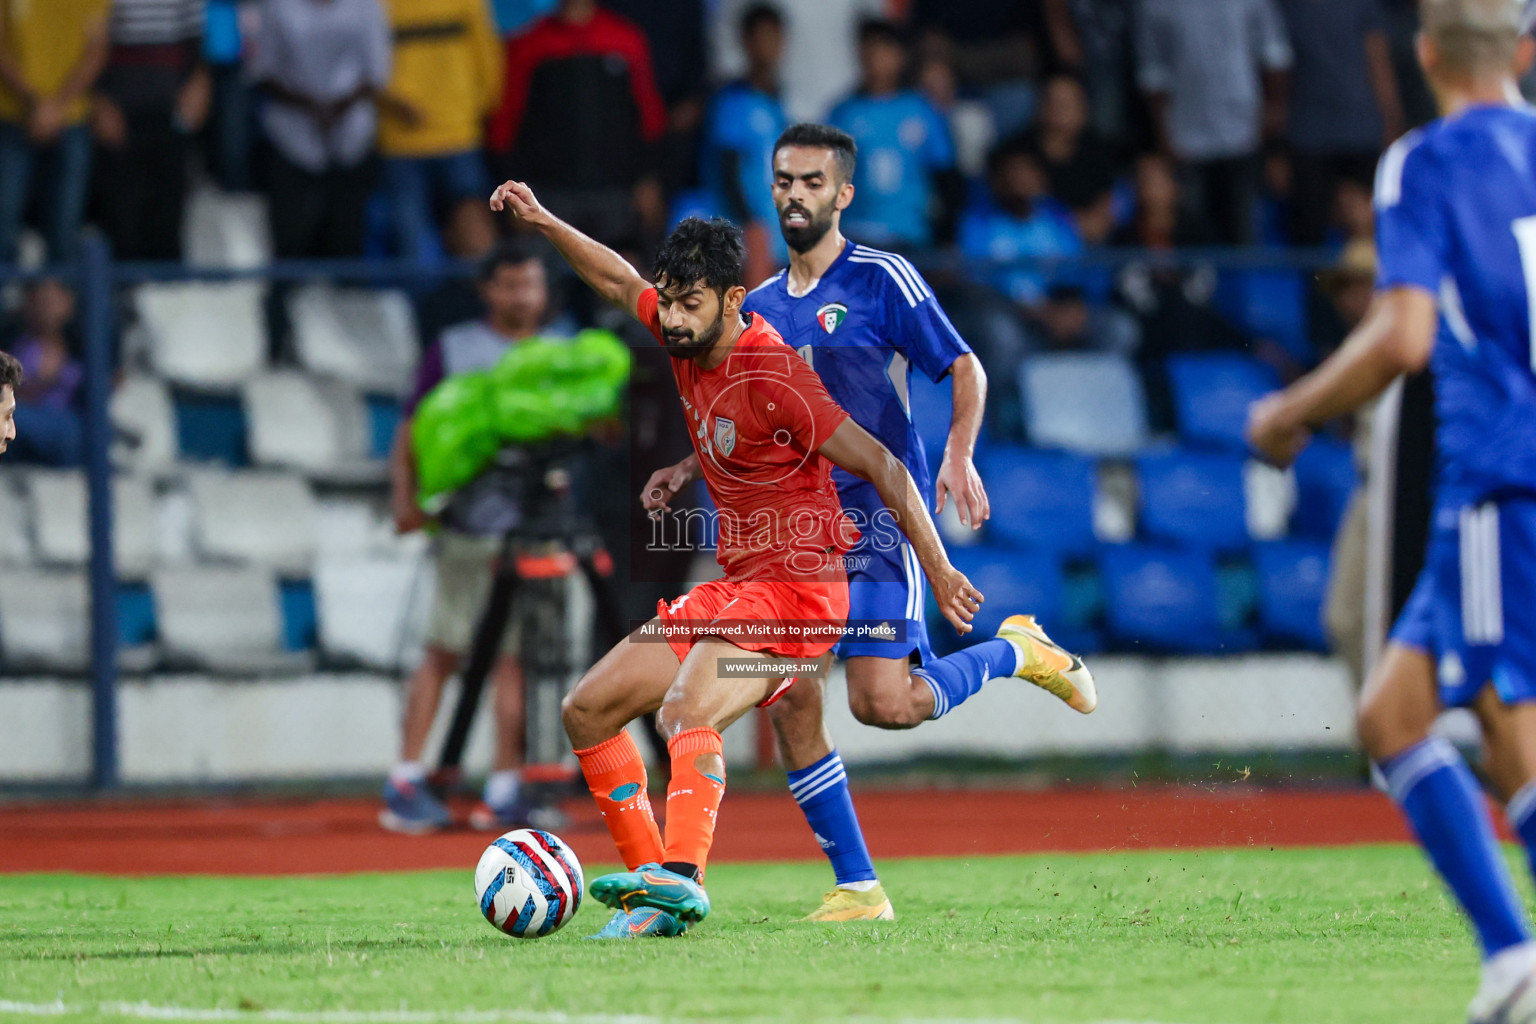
[489,179,650,316]
[1246,286,1436,467]
[817,417,981,634]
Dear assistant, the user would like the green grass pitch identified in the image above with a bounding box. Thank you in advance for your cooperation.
[0,846,1507,1023]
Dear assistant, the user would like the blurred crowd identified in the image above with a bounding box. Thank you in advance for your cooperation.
[0,0,1458,463]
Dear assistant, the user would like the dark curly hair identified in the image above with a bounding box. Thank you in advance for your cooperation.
[653,217,744,298]
[774,122,858,185]
[0,350,20,392]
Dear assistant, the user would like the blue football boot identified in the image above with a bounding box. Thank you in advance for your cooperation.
[378,778,450,834]
[589,863,711,923]
[585,907,690,940]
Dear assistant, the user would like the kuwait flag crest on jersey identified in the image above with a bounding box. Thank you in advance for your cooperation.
[816,302,847,333]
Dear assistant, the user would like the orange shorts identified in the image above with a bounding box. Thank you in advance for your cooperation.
[655,577,851,706]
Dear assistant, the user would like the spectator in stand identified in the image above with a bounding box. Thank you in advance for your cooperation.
[0,0,110,266]
[606,0,708,196]
[413,196,499,345]
[959,139,1081,309]
[0,350,18,458]
[91,0,211,262]
[701,3,787,282]
[1012,74,1119,244]
[1277,0,1403,245]
[2,278,82,466]
[828,19,960,251]
[709,0,880,124]
[248,0,391,260]
[384,238,558,834]
[1136,0,1292,246]
[488,0,666,248]
[1061,0,1137,149]
[1024,282,1138,356]
[377,0,502,263]
[204,0,252,191]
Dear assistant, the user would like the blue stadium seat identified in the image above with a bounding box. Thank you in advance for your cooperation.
[1165,352,1279,451]
[117,582,157,648]
[174,391,247,465]
[1292,437,1356,540]
[977,446,1097,556]
[1097,545,1229,653]
[1215,269,1310,362]
[1135,450,1249,552]
[366,395,401,461]
[279,579,318,652]
[1253,540,1331,650]
[938,545,1065,649]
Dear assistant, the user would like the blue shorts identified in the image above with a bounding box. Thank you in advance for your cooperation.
[834,541,933,662]
[1390,497,1536,708]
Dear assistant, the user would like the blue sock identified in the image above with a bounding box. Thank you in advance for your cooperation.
[1379,737,1531,957]
[912,639,1019,719]
[786,751,877,886]
[1507,780,1536,887]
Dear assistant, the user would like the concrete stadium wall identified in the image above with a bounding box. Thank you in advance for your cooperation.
[0,654,1364,786]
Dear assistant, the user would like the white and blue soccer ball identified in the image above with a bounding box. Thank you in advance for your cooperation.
[474,829,584,938]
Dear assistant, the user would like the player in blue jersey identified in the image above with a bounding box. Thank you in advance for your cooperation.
[642,122,1096,923]
[1248,3,1536,1019]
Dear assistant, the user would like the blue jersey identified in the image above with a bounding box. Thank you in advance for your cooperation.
[1375,104,1536,511]
[827,91,954,249]
[701,81,788,261]
[743,241,971,579]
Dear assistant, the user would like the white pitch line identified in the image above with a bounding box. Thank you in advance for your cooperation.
[0,1001,1203,1024]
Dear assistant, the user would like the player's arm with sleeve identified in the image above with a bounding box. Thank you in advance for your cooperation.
[892,273,991,528]
[489,180,651,319]
[788,363,982,633]
[1246,142,1442,466]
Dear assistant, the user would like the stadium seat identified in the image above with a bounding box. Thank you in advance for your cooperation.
[940,545,1066,653]
[0,476,32,565]
[183,184,272,269]
[186,470,319,574]
[1253,540,1332,650]
[0,569,89,671]
[242,371,378,480]
[976,445,1097,556]
[1019,352,1149,456]
[1136,450,1249,552]
[1097,546,1228,653]
[110,375,178,473]
[1165,352,1279,451]
[173,391,248,465]
[1292,437,1357,540]
[135,281,267,389]
[151,565,313,674]
[314,554,427,670]
[24,471,158,578]
[366,395,402,460]
[288,284,418,396]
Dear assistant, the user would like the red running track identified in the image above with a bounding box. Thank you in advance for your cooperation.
[0,786,1423,876]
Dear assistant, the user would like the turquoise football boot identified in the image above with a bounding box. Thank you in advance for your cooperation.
[589,863,711,923]
[584,907,689,940]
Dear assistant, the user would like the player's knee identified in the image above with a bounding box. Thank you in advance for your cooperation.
[1355,690,1422,763]
[560,679,606,742]
[847,686,923,730]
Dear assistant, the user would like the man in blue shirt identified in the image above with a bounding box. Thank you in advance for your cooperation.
[827,20,959,249]
[1249,3,1536,1018]
[959,140,1084,308]
[701,4,789,271]
[644,123,1096,923]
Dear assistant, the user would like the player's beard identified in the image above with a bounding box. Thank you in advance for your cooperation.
[662,310,726,361]
[779,199,835,254]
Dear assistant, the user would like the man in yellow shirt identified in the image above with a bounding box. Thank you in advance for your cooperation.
[0,0,110,264]
[379,0,504,262]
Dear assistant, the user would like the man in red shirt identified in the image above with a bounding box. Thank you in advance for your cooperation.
[490,177,983,937]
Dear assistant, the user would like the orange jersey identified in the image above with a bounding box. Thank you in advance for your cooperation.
[637,288,859,582]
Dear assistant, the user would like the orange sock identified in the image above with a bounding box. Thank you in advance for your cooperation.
[663,727,726,874]
[574,731,663,870]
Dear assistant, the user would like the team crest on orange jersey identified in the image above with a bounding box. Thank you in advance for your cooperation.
[714,416,737,457]
[816,302,847,333]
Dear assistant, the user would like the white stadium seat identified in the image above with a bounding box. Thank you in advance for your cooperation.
[110,375,178,473]
[187,469,318,574]
[151,565,312,674]
[1019,352,1151,457]
[23,471,159,578]
[241,370,378,479]
[0,569,89,671]
[287,285,418,395]
[0,475,32,565]
[314,553,429,670]
[136,281,267,389]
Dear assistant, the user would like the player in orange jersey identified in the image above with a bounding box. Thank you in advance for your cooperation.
[490,178,981,936]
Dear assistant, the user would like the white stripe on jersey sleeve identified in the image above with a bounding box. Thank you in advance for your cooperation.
[848,247,933,307]
[746,270,785,297]
[1374,130,1424,210]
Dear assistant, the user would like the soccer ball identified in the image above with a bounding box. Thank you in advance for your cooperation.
[473,828,584,938]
